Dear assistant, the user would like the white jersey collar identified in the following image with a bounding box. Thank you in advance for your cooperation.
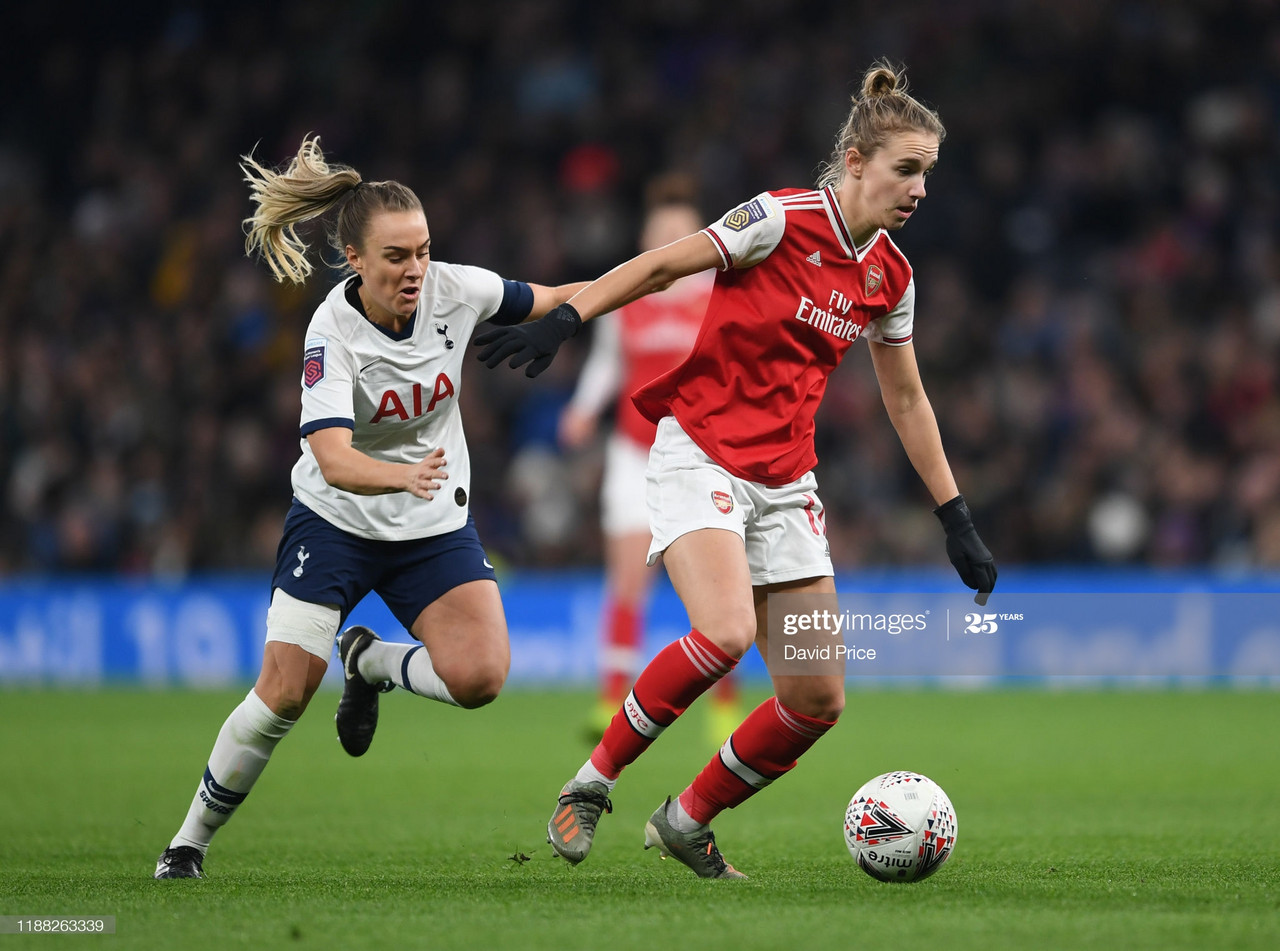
[822,186,883,262]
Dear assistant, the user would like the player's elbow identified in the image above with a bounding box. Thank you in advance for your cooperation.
[639,248,688,292]
[315,460,352,492]
[648,260,689,292]
[313,454,365,494]
[881,384,927,420]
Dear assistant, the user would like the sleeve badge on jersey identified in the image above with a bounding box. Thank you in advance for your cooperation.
[722,198,773,232]
[303,341,326,389]
[865,264,884,297]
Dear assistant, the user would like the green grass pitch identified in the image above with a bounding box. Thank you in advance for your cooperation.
[1,687,1277,950]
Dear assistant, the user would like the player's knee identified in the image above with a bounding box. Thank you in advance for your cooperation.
[444,660,508,709]
[812,691,845,722]
[779,684,845,723]
[260,677,312,720]
[449,672,505,709]
[699,614,757,659]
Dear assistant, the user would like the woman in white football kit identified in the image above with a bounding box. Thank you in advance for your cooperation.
[478,62,997,878]
[155,136,586,879]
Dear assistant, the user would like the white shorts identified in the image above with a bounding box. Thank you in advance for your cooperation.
[645,416,833,586]
[601,433,653,536]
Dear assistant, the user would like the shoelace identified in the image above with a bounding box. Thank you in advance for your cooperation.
[688,830,728,875]
[162,847,201,868]
[558,789,613,833]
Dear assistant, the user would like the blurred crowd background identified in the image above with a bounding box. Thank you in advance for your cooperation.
[1,0,1277,576]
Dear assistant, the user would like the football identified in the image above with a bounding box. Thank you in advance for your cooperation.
[843,770,958,882]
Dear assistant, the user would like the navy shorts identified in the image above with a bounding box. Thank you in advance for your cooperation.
[270,499,498,630]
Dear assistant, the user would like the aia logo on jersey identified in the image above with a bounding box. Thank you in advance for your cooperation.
[865,264,884,297]
[303,342,326,388]
[370,373,455,423]
[711,491,734,514]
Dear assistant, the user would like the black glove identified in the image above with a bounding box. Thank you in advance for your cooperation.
[934,494,997,605]
[473,303,582,378]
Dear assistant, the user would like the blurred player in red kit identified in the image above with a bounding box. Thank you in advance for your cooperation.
[558,174,741,745]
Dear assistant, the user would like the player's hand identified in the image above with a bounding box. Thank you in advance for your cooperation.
[934,494,997,605]
[405,447,447,500]
[558,406,597,449]
[473,303,582,378]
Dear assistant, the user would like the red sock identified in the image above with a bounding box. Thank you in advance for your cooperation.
[590,629,736,779]
[600,601,642,705]
[712,671,739,704]
[679,698,836,824]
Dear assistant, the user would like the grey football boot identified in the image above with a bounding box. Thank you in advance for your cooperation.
[547,780,613,864]
[643,797,747,879]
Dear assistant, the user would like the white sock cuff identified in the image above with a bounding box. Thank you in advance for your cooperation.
[670,797,706,834]
[574,760,617,792]
[243,688,296,740]
[391,644,460,707]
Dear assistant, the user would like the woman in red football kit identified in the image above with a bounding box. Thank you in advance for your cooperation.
[477,61,996,878]
[558,175,741,745]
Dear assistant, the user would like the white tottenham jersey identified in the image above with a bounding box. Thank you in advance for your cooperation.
[292,262,515,540]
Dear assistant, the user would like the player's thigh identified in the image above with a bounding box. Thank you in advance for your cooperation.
[375,512,501,674]
[753,575,845,721]
[743,477,832,587]
[270,499,380,620]
[660,527,757,657]
[408,579,510,686]
[604,530,656,604]
[644,418,755,653]
[601,434,652,538]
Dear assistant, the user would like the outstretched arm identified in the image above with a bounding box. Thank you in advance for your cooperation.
[528,281,592,320]
[475,234,720,377]
[563,232,722,321]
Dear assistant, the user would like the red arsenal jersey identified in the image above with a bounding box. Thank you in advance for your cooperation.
[615,272,711,446]
[632,187,915,486]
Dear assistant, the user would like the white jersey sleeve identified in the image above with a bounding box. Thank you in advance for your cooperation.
[441,264,506,323]
[864,276,915,346]
[702,192,786,270]
[569,315,621,416]
[299,319,358,435]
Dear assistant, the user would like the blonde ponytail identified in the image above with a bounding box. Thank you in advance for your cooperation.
[241,135,363,284]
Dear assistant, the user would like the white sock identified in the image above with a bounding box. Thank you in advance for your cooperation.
[669,797,707,834]
[358,641,458,706]
[573,760,617,792]
[169,690,295,854]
